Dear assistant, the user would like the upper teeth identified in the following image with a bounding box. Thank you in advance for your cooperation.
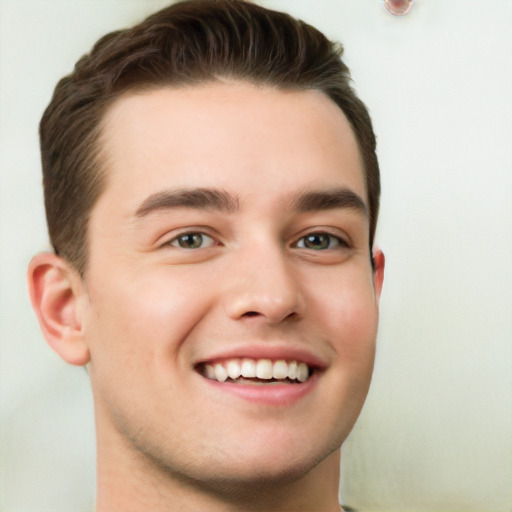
[203,358,310,383]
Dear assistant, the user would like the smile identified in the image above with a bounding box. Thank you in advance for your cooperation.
[200,358,311,384]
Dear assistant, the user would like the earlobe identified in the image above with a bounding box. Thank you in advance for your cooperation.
[372,248,385,300]
[27,252,90,366]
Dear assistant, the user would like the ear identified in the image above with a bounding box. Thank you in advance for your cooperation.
[27,252,90,366]
[372,247,385,301]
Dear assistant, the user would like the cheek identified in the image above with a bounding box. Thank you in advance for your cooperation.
[82,269,214,425]
[83,268,214,369]
[316,272,378,363]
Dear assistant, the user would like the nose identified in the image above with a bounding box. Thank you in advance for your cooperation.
[223,245,306,324]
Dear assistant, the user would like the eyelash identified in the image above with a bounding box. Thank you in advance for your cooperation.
[294,232,349,251]
[167,232,216,249]
[164,230,349,251]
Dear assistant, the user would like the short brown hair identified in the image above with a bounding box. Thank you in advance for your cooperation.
[40,0,380,276]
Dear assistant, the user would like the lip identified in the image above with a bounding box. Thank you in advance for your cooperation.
[194,343,327,406]
[200,370,321,406]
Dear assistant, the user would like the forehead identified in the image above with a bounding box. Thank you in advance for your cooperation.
[97,81,366,209]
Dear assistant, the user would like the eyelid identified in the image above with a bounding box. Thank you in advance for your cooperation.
[158,227,220,249]
[292,228,351,250]
[171,233,215,249]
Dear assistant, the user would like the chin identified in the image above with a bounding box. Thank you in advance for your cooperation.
[186,435,341,499]
[190,457,328,503]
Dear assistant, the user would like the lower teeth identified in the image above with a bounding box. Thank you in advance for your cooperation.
[231,377,298,384]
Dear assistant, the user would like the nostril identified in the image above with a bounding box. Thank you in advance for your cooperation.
[241,310,299,321]
[242,311,260,318]
[226,287,305,323]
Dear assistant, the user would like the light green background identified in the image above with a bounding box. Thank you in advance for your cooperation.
[1,1,511,510]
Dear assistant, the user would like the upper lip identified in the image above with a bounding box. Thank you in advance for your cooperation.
[194,343,329,370]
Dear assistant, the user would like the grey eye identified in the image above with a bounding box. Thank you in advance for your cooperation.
[171,233,214,249]
[296,233,342,250]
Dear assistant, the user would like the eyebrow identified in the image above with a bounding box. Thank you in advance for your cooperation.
[293,188,368,216]
[135,188,239,217]
[134,186,367,218]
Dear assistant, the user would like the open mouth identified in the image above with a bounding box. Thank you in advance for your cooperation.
[197,358,312,384]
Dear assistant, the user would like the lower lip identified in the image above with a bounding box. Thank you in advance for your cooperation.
[201,372,320,406]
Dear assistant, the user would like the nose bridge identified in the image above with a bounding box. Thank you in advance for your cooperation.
[223,239,305,323]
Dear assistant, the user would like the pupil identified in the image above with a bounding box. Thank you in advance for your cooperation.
[305,234,328,250]
[179,233,202,248]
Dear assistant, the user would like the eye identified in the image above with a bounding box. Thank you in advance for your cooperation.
[169,232,215,249]
[295,232,346,251]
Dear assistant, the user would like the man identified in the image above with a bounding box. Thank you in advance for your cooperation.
[28,1,384,510]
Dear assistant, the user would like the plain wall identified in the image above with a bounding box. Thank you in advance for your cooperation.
[1,1,511,511]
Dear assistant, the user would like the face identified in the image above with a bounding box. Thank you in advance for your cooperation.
[81,82,383,488]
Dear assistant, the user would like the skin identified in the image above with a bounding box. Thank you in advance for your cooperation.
[29,81,384,512]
